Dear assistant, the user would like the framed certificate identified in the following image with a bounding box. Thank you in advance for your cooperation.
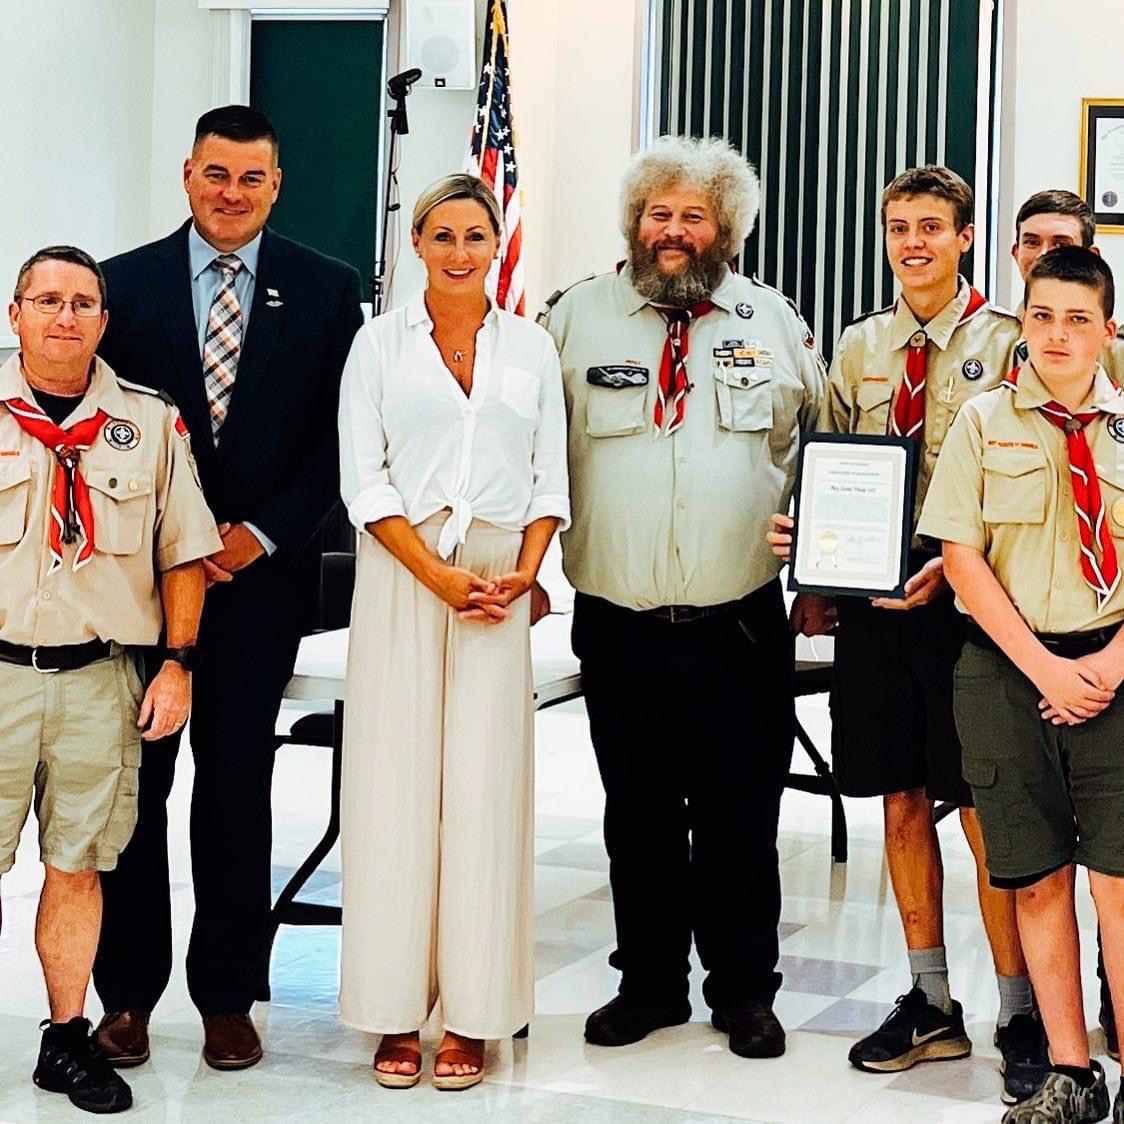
[787,433,919,599]
[1080,98,1124,233]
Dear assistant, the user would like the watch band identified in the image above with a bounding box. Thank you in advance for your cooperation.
[164,645,201,672]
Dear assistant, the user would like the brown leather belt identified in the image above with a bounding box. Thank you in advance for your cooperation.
[0,637,113,673]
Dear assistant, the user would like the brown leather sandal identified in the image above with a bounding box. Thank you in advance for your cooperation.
[432,1040,485,1091]
[373,1037,422,1089]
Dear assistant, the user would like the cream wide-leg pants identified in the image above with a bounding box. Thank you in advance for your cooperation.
[339,515,534,1038]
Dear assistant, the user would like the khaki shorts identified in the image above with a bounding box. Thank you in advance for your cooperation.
[0,649,143,875]
[954,639,1124,884]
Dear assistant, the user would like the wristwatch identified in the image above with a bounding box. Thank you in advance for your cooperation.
[164,645,201,672]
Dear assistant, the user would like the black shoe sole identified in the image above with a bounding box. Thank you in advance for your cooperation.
[33,1069,133,1114]
[583,1004,692,1047]
[711,1012,785,1058]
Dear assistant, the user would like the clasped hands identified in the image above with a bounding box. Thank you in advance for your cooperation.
[203,522,265,586]
[429,562,541,625]
[1034,650,1121,727]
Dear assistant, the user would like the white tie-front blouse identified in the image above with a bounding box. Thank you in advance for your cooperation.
[339,291,571,558]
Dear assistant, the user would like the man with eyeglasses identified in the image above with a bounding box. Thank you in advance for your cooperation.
[0,245,219,1113]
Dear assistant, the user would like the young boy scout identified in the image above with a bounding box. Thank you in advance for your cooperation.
[920,245,1124,1124]
[0,246,219,1114]
[1013,188,1123,1061]
[1013,190,1124,388]
[783,166,1045,1102]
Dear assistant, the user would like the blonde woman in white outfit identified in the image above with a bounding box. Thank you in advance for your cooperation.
[337,174,570,1091]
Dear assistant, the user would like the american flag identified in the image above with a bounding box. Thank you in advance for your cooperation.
[467,0,524,315]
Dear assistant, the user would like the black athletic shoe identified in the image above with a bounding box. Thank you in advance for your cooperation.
[1113,1081,1123,1124]
[33,1017,133,1114]
[996,1012,1050,1105]
[1001,1061,1109,1124]
[848,987,972,1073]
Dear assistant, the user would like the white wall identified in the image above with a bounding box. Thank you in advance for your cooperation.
[0,2,157,314]
[997,1,1124,310]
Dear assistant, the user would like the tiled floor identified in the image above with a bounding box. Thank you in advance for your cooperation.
[0,685,1115,1122]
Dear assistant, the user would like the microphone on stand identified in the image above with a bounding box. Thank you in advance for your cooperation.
[387,67,423,100]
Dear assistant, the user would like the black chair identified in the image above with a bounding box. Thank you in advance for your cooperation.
[787,659,848,863]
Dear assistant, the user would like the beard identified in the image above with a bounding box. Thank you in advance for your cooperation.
[627,237,730,306]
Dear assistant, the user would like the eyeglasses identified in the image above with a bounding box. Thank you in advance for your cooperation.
[18,295,102,317]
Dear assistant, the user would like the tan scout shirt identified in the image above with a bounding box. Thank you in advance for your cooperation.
[918,363,1124,633]
[0,354,221,646]
[820,278,1021,533]
[540,267,825,610]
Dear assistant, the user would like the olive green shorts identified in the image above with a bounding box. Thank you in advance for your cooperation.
[953,640,1124,884]
[0,650,144,875]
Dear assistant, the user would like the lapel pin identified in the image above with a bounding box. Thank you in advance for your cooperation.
[266,287,283,307]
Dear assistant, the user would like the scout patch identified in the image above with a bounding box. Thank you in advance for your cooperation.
[962,359,984,381]
[1113,496,1124,525]
[587,365,648,388]
[735,302,754,319]
[722,339,745,348]
[103,419,140,451]
[1108,416,1124,444]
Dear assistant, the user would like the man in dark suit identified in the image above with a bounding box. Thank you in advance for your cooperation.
[91,105,362,1070]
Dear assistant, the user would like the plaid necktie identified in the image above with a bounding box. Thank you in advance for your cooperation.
[202,254,244,439]
[889,286,987,441]
[4,398,109,572]
[1003,366,1120,612]
[650,300,716,436]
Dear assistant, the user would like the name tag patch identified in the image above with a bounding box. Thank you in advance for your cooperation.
[587,365,648,389]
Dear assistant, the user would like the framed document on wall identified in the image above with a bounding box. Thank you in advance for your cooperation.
[1081,98,1124,234]
[787,434,919,600]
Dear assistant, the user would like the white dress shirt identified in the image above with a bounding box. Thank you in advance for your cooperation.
[339,291,571,559]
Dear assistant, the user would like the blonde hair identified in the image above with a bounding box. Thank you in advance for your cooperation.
[619,136,761,259]
[412,174,503,234]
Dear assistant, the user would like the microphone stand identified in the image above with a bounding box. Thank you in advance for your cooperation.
[371,90,413,317]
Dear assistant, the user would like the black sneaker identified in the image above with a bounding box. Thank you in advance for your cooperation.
[33,1017,133,1113]
[848,987,972,1073]
[1113,1082,1123,1124]
[996,1012,1050,1104]
[1001,1061,1109,1124]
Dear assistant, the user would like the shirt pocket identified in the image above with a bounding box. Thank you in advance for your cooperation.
[585,387,648,437]
[0,456,31,545]
[500,365,540,421]
[714,366,773,432]
[981,449,1047,524]
[86,468,154,555]
[854,380,894,434]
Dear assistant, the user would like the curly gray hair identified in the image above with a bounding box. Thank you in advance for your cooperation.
[619,136,761,259]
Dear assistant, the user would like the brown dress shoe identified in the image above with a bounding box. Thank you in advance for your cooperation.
[202,1014,263,1070]
[94,1011,151,1068]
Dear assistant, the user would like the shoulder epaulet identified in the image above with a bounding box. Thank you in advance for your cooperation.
[987,304,1019,322]
[846,304,895,328]
[535,273,598,326]
[116,377,172,406]
[748,274,809,321]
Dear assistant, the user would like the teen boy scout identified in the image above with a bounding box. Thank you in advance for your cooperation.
[0,246,219,1115]
[793,166,1045,1104]
[542,136,823,1061]
[921,246,1124,1124]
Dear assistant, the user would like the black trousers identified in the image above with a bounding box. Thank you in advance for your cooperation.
[572,579,794,1012]
[94,560,303,1017]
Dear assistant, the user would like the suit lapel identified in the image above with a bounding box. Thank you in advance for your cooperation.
[150,223,213,442]
[216,227,290,459]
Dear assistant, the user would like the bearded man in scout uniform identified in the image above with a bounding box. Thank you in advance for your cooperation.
[774,166,1046,1103]
[922,246,1124,1124]
[539,136,825,1060]
[0,246,219,1114]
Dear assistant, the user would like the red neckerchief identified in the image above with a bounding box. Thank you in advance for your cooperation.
[5,398,108,573]
[649,301,716,436]
[1002,366,1120,611]
[890,286,988,440]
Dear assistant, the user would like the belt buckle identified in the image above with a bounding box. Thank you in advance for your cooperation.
[31,647,60,674]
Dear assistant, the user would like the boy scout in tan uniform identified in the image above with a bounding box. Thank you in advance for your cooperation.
[920,246,1124,1124]
[0,246,218,1115]
[789,167,1045,1102]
